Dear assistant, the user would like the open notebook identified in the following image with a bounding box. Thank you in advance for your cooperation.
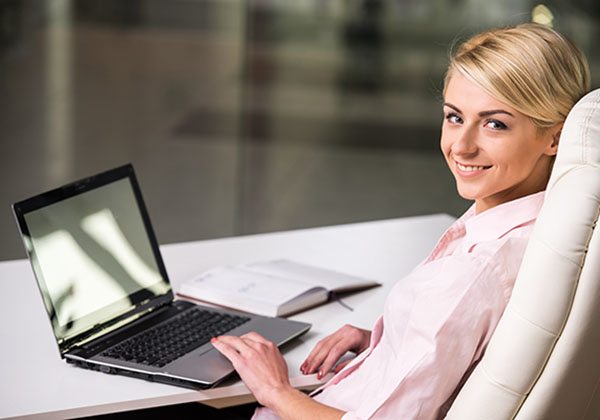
[178,259,380,317]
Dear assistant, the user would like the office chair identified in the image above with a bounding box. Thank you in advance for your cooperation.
[446,88,600,420]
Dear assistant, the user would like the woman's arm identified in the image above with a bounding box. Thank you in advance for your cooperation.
[211,333,345,420]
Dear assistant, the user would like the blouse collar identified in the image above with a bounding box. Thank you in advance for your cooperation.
[461,191,545,251]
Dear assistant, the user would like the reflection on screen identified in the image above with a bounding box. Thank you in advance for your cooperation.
[24,178,170,343]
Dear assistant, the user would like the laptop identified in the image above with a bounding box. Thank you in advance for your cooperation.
[12,164,311,389]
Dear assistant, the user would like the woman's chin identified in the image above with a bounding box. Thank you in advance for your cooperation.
[455,186,479,202]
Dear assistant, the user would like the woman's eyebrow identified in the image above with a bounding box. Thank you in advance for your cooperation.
[478,109,515,118]
[443,102,462,113]
[443,102,514,118]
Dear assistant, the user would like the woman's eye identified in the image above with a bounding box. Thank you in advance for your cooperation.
[485,119,508,130]
[445,113,463,124]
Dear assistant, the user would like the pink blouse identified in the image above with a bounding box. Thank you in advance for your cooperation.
[254,191,545,420]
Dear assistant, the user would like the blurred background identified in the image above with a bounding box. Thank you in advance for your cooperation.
[1,0,598,261]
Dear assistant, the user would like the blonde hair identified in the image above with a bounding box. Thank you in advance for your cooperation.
[444,23,591,129]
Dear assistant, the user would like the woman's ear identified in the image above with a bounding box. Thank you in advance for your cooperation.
[544,123,563,156]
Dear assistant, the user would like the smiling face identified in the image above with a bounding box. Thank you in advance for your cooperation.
[441,72,561,213]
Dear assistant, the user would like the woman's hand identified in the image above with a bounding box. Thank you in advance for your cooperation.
[300,324,371,379]
[212,332,346,420]
[211,332,293,408]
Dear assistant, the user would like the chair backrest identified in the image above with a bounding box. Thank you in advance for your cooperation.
[446,88,600,420]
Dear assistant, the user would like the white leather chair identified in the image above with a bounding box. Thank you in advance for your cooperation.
[446,88,600,420]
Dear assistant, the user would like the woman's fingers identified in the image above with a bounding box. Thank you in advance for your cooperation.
[241,331,270,344]
[317,342,351,378]
[301,325,371,376]
[302,335,349,375]
[302,335,335,374]
[333,358,352,373]
[210,337,243,366]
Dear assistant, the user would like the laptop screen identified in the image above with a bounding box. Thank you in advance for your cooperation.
[14,166,171,347]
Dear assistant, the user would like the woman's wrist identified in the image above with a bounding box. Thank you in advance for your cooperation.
[264,383,303,412]
[266,385,345,420]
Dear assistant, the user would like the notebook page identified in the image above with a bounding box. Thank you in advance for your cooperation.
[244,259,373,291]
[181,266,321,308]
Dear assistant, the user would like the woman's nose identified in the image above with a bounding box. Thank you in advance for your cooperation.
[451,127,478,156]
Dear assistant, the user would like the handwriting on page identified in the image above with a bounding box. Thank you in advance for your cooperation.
[193,267,317,304]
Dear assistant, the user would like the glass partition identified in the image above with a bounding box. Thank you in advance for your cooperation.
[0,0,598,259]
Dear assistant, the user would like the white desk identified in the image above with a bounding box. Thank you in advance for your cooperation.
[0,214,454,419]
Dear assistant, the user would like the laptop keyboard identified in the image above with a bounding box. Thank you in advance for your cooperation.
[102,307,250,367]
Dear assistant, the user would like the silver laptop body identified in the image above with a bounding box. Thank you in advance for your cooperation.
[12,164,310,389]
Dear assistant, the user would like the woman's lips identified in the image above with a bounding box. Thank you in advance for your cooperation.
[455,161,492,176]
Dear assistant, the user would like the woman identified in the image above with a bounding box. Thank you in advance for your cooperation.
[211,23,591,419]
